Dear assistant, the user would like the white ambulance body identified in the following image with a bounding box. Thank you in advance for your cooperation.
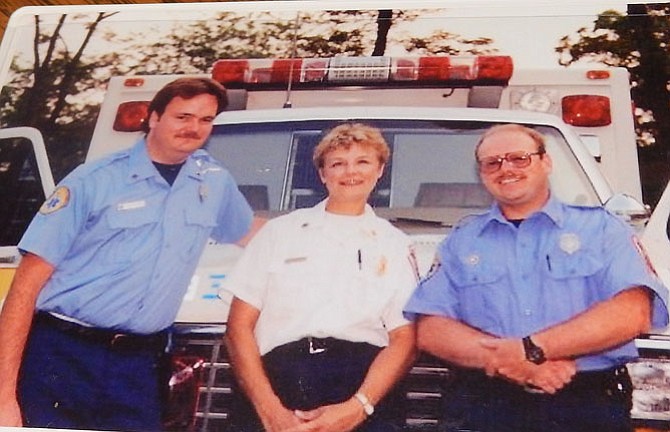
[89,56,642,201]
[78,54,656,328]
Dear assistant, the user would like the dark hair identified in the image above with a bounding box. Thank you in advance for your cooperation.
[141,77,228,133]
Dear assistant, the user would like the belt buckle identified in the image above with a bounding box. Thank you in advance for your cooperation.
[523,384,545,394]
[110,333,128,347]
[308,337,326,355]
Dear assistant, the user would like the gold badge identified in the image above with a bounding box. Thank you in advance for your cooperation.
[39,186,70,215]
[376,255,388,276]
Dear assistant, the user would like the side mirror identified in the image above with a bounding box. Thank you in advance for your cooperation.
[604,193,650,231]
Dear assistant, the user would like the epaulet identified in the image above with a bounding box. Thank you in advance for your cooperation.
[453,212,481,230]
[69,149,130,178]
[192,149,224,167]
[564,202,603,212]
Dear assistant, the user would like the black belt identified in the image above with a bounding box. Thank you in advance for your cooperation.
[265,337,381,358]
[34,311,169,352]
[454,365,631,397]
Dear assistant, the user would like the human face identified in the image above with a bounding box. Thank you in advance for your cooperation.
[319,143,384,215]
[146,94,218,164]
[477,129,552,219]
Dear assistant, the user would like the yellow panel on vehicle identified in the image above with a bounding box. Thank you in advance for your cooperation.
[0,268,16,301]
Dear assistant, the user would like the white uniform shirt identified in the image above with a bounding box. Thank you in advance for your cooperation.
[226,200,418,356]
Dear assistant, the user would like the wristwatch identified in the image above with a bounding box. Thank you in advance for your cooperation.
[353,392,375,416]
[522,336,546,364]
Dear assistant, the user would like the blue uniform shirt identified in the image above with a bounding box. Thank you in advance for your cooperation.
[20,140,253,334]
[404,195,669,371]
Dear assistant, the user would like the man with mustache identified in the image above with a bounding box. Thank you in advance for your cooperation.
[404,123,668,432]
[0,78,257,431]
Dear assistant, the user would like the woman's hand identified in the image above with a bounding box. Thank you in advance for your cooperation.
[258,403,305,432]
[288,398,367,432]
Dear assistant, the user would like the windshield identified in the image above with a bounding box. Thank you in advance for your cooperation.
[206,119,599,227]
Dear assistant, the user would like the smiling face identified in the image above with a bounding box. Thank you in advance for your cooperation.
[477,127,552,220]
[319,143,385,215]
[145,94,218,164]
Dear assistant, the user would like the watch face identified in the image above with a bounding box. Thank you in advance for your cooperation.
[528,347,545,364]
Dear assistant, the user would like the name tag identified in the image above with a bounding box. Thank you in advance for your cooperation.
[117,200,146,211]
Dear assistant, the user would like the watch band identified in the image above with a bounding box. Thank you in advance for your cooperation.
[522,335,547,364]
[353,392,375,416]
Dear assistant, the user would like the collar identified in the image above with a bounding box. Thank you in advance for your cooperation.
[478,194,566,234]
[127,139,208,184]
[300,199,379,231]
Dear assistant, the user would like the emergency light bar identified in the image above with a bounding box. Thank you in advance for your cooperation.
[211,55,514,88]
[110,60,612,133]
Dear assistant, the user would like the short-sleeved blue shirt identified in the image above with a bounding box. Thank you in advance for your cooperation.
[404,195,669,371]
[20,140,253,334]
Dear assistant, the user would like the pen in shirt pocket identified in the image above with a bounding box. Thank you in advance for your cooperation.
[357,249,362,270]
[546,254,552,271]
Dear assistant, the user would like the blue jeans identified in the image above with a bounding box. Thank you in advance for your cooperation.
[18,316,168,431]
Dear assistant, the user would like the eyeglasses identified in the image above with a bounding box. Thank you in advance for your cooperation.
[477,150,544,174]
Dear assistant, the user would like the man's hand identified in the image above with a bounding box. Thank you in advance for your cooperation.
[480,338,576,393]
[288,398,367,432]
[527,359,576,394]
[480,337,530,383]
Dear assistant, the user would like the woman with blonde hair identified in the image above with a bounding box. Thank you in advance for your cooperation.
[225,123,418,431]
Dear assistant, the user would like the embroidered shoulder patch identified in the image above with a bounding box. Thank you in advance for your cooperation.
[632,235,658,278]
[40,186,70,215]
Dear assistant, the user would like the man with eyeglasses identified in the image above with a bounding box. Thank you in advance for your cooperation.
[404,123,668,432]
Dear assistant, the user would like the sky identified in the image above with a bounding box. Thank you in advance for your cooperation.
[1,0,629,70]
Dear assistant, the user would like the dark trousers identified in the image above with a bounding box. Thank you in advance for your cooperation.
[441,366,634,432]
[228,337,406,431]
[18,313,169,431]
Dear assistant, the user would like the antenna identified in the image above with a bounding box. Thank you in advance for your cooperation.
[283,12,301,109]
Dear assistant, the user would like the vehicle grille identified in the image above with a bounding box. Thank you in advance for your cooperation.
[167,327,451,431]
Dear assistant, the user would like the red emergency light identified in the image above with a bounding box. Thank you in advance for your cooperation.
[113,101,149,132]
[561,95,611,127]
[211,55,514,88]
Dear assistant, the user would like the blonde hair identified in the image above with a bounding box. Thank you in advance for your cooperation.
[313,123,390,169]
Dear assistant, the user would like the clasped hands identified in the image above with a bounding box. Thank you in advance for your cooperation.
[479,338,576,394]
[260,397,367,432]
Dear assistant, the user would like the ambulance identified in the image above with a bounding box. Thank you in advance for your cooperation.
[0,0,668,428]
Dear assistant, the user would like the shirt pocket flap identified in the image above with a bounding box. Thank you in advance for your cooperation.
[547,250,603,279]
[185,207,217,227]
[107,206,160,229]
[449,259,506,287]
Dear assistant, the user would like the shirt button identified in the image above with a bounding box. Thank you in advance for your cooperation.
[524,309,532,316]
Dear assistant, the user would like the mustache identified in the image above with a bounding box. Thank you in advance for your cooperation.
[176,132,201,139]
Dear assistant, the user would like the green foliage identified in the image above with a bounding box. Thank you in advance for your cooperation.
[0,8,496,180]
[556,5,670,206]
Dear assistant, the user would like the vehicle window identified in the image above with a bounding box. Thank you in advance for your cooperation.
[207,120,600,219]
[0,137,47,246]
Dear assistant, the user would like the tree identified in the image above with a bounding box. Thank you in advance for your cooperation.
[1,12,116,180]
[0,7,497,180]
[555,5,670,205]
